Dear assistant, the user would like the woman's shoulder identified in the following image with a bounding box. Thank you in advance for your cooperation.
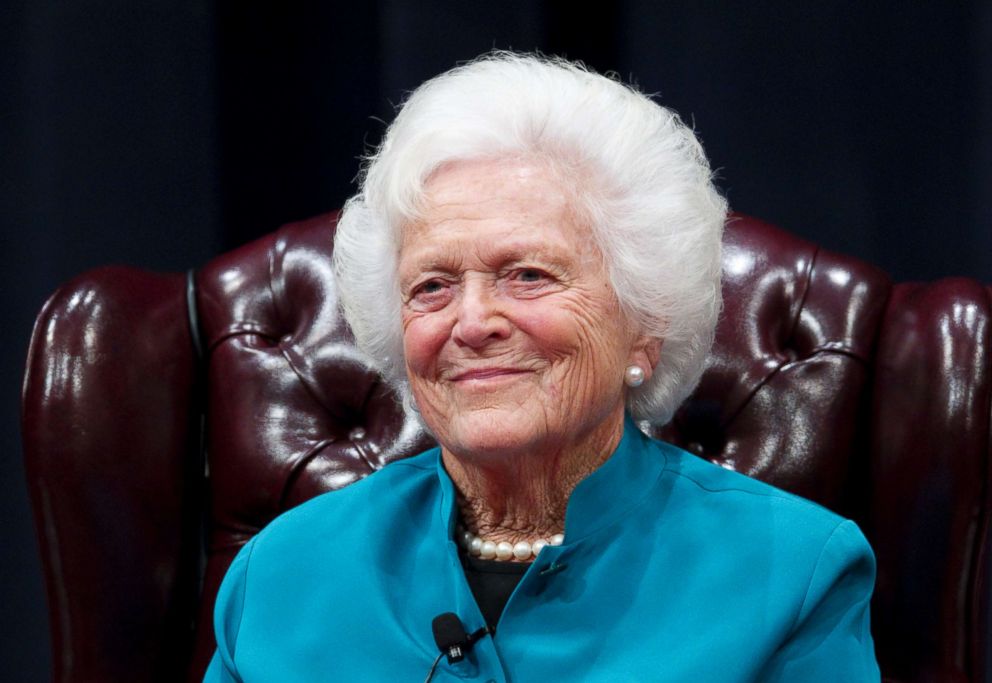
[648,437,864,546]
[641,438,876,640]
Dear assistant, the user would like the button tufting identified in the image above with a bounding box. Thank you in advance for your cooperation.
[348,427,367,441]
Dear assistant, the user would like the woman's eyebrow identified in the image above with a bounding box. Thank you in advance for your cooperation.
[408,237,566,263]
[402,251,462,273]
[478,238,573,263]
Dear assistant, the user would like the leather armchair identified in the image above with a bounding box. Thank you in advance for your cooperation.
[21,213,991,682]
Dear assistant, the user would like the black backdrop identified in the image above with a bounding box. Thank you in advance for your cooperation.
[3,2,990,679]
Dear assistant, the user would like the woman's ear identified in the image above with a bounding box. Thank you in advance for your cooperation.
[628,336,663,381]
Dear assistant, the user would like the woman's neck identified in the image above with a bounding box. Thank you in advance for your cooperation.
[442,416,624,545]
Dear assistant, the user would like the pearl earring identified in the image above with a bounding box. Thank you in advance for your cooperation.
[624,365,645,387]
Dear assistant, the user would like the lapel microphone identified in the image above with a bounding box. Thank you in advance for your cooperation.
[432,612,491,663]
[425,613,493,682]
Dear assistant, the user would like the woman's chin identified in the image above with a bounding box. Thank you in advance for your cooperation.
[432,407,553,460]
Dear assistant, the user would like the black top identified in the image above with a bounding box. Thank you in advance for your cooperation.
[461,553,529,630]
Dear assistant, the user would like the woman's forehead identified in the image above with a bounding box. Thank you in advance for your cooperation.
[405,159,584,238]
[401,228,579,268]
[422,158,571,213]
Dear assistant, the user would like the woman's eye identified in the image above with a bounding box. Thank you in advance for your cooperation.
[514,268,550,283]
[409,279,451,308]
[505,268,558,297]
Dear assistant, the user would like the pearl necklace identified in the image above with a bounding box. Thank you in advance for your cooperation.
[456,524,565,561]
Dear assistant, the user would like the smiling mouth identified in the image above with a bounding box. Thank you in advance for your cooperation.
[450,368,530,382]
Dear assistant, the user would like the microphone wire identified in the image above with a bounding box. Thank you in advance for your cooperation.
[423,652,445,683]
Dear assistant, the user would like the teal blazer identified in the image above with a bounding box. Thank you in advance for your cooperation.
[205,418,880,681]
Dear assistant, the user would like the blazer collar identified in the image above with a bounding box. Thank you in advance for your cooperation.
[434,415,669,543]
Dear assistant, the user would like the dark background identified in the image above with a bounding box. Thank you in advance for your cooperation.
[3,2,990,678]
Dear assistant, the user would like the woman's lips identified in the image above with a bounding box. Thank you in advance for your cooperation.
[450,368,529,382]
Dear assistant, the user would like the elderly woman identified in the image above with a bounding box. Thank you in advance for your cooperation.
[205,53,879,681]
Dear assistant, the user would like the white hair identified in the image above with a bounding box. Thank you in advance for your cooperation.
[333,51,727,426]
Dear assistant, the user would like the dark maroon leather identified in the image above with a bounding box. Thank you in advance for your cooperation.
[21,213,992,682]
[870,280,992,682]
[21,268,201,681]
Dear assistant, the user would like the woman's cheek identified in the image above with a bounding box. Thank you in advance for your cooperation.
[402,316,445,372]
[513,304,574,345]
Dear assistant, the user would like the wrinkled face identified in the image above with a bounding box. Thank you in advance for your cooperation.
[398,158,649,461]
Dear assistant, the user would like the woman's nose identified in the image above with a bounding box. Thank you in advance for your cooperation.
[452,279,511,347]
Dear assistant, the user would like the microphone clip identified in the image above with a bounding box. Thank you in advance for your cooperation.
[431,613,492,664]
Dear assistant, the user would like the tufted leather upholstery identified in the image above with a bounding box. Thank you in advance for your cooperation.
[22,213,991,682]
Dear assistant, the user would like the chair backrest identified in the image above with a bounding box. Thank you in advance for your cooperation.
[22,213,991,682]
